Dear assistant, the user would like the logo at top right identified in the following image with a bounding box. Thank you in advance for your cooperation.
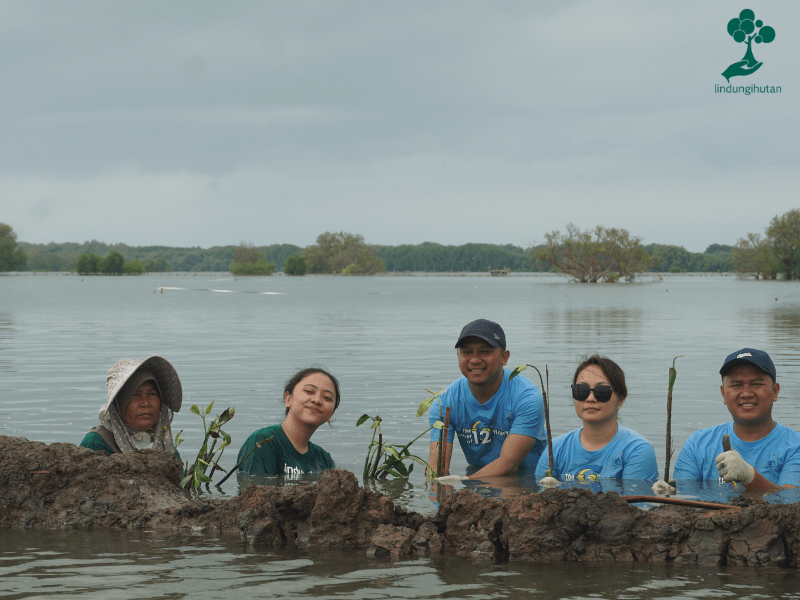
[723,9,776,82]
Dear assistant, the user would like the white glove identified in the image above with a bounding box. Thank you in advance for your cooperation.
[538,476,559,488]
[651,480,676,494]
[715,450,755,485]
[434,475,469,484]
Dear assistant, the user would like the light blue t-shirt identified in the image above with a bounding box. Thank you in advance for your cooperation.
[535,425,659,481]
[673,422,800,486]
[428,368,546,470]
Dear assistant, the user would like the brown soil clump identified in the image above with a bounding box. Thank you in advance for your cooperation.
[1,435,798,567]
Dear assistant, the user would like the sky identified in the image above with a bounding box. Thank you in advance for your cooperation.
[2,1,798,252]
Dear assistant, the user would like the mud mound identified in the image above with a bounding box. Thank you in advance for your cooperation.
[2,435,799,567]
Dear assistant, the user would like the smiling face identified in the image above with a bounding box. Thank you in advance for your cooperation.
[573,364,623,426]
[123,381,161,431]
[721,364,779,427]
[457,337,510,395]
[284,372,337,427]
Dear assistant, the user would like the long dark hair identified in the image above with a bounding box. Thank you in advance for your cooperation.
[283,367,341,415]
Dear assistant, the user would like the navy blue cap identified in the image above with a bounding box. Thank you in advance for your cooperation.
[719,348,776,381]
[455,319,506,349]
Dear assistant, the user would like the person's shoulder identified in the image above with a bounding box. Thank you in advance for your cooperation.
[80,431,114,454]
[772,422,800,442]
[685,422,730,442]
[243,424,283,444]
[552,428,580,444]
[618,426,653,443]
[441,376,470,399]
[504,369,541,395]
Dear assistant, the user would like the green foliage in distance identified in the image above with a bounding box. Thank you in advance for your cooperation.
[644,244,733,273]
[732,233,778,280]
[0,223,27,272]
[230,243,276,276]
[101,251,125,274]
[766,209,800,280]
[122,259,146,275]
[76,252,102,274]
[284,254,307,276]
[303,232,385,275]
[142,257,170,272]
[535,223,654,283]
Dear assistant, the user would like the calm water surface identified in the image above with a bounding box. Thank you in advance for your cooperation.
[2,272,800,597]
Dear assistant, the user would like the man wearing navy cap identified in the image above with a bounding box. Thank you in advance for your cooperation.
[673,348,800,489]
[426,319,546,479]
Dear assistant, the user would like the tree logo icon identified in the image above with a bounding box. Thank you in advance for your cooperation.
[722,9,776,82]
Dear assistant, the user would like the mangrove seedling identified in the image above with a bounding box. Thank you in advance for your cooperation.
[508,363,553,478]
[358,390,446,480]
[181,400,235,491]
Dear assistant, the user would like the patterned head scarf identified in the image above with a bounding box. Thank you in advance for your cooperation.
[98,356,182,454]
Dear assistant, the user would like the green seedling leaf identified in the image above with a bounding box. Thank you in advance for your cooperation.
[205,400,215,415]
[356,414,371,427]
[180,474,193,487]
[417,396,435,416]
[508,364,527,381]
[197,473,213,484]
[394,462,409,477]
[190,405,200,416]
[222,432,232,445]
[432,420,445,429]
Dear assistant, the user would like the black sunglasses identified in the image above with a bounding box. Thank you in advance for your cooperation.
[571,383,614,403]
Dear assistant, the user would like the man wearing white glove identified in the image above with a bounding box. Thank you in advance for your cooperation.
[673,348,800,490]
[426,319,546,480]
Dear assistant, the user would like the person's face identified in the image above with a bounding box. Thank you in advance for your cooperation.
[124,381,161,431]
[284,372,337,426]
[721,364,779,426]
[457,338,510,389]
[573,364,623,425]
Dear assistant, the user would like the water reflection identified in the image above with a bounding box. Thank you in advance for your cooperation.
[3,529,800,599]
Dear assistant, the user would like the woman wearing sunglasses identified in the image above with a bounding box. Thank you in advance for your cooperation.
[534,355,658,483]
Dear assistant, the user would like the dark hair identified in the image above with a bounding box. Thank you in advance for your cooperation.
[283,367,341,416]
[573,355,627,401]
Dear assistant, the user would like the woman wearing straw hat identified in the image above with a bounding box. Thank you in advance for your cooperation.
[236,367,339,477]
[80,356,182,456]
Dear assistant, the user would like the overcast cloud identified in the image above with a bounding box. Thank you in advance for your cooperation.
[2,1,798,252]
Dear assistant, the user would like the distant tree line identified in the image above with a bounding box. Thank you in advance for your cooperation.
[6,228,740,276]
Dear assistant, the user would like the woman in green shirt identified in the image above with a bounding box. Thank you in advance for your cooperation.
[237,367,340,477]
[80,356,182,457]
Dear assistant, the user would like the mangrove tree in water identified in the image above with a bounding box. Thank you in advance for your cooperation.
[535,223,653,283]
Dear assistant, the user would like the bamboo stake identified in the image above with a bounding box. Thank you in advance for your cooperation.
[664,355,682,483]
[545,365,553,477]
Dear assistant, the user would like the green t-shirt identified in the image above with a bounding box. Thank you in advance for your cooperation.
[236,424,335,477]
[79,431,182,461]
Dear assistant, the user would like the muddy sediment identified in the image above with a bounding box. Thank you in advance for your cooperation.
[1,435,798,567]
